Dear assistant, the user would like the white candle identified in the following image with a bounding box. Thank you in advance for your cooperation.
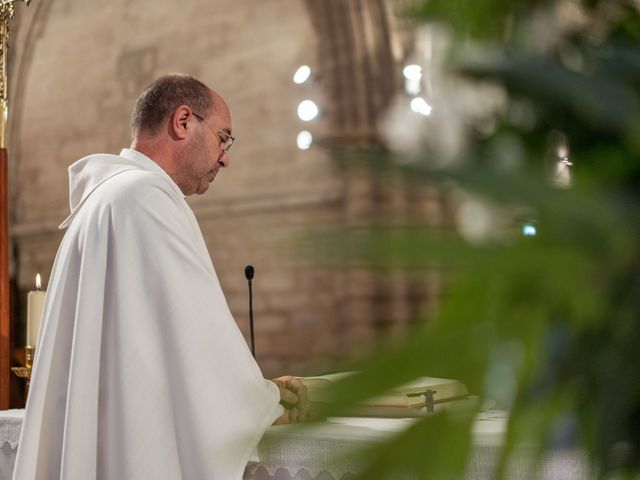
[27,273,46,347]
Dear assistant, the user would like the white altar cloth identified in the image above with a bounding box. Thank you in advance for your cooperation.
[0,410,23,480]
[2,409,587,480]
[249,411,587,479]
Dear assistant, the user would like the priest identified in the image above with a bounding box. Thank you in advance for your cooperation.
[13,74,309,480]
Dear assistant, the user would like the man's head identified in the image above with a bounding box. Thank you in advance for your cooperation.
[130,74,233,196]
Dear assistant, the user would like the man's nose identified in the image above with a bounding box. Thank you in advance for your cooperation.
[217,151,230,167]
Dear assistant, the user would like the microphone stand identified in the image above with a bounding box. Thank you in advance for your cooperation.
[244,265,255,358]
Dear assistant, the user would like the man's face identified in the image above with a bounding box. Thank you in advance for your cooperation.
[185,94,232,196]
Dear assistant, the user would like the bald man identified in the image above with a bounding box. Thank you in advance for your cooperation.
[14,74,308,480]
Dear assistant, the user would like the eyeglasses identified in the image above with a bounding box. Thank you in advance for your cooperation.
[192,112,235,154]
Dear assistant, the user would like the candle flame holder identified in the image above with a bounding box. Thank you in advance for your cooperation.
[11,346,34,397]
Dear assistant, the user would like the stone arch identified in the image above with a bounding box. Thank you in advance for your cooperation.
[304,0,398,137]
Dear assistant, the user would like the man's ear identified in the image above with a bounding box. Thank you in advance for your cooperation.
[170,105,192,140]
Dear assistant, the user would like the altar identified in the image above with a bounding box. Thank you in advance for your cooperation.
[0,409,587,480]
[0,411,22,480]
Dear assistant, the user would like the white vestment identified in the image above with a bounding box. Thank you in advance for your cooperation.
[13,149,282,480]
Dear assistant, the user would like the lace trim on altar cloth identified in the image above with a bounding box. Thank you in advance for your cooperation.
[255,437,363,479]
[245,463,356,480]
[248,445,591,480]
[0,410,24,451]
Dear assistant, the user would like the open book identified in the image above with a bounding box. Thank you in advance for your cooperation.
[299,372,469,416]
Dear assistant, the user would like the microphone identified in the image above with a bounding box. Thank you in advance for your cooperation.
[244,265,255,358]
[244,265,254,281]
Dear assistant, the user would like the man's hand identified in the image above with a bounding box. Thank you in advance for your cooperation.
[271,375,310,424]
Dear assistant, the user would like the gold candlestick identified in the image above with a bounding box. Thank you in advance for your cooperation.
[11,345,34,396]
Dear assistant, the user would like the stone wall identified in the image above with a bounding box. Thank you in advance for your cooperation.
[7,0,445,394]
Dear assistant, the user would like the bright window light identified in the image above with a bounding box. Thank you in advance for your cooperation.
[410,97,432,116]
[403,65,423,95]
[522,224,537,237]
[293,65,311,84]
[403,64,422,81]
[297,130,313,150]
[297,100,319,121]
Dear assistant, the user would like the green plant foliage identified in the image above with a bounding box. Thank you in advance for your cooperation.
[295,0,640,478]
[351,409,476,480]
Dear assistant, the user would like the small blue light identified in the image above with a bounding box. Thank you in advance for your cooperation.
[522,224,537,237]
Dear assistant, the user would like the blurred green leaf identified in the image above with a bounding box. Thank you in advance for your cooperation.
[290,1,640,478]
[351,410,475,480]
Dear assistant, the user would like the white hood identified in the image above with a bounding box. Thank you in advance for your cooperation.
[59,149,176,229]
